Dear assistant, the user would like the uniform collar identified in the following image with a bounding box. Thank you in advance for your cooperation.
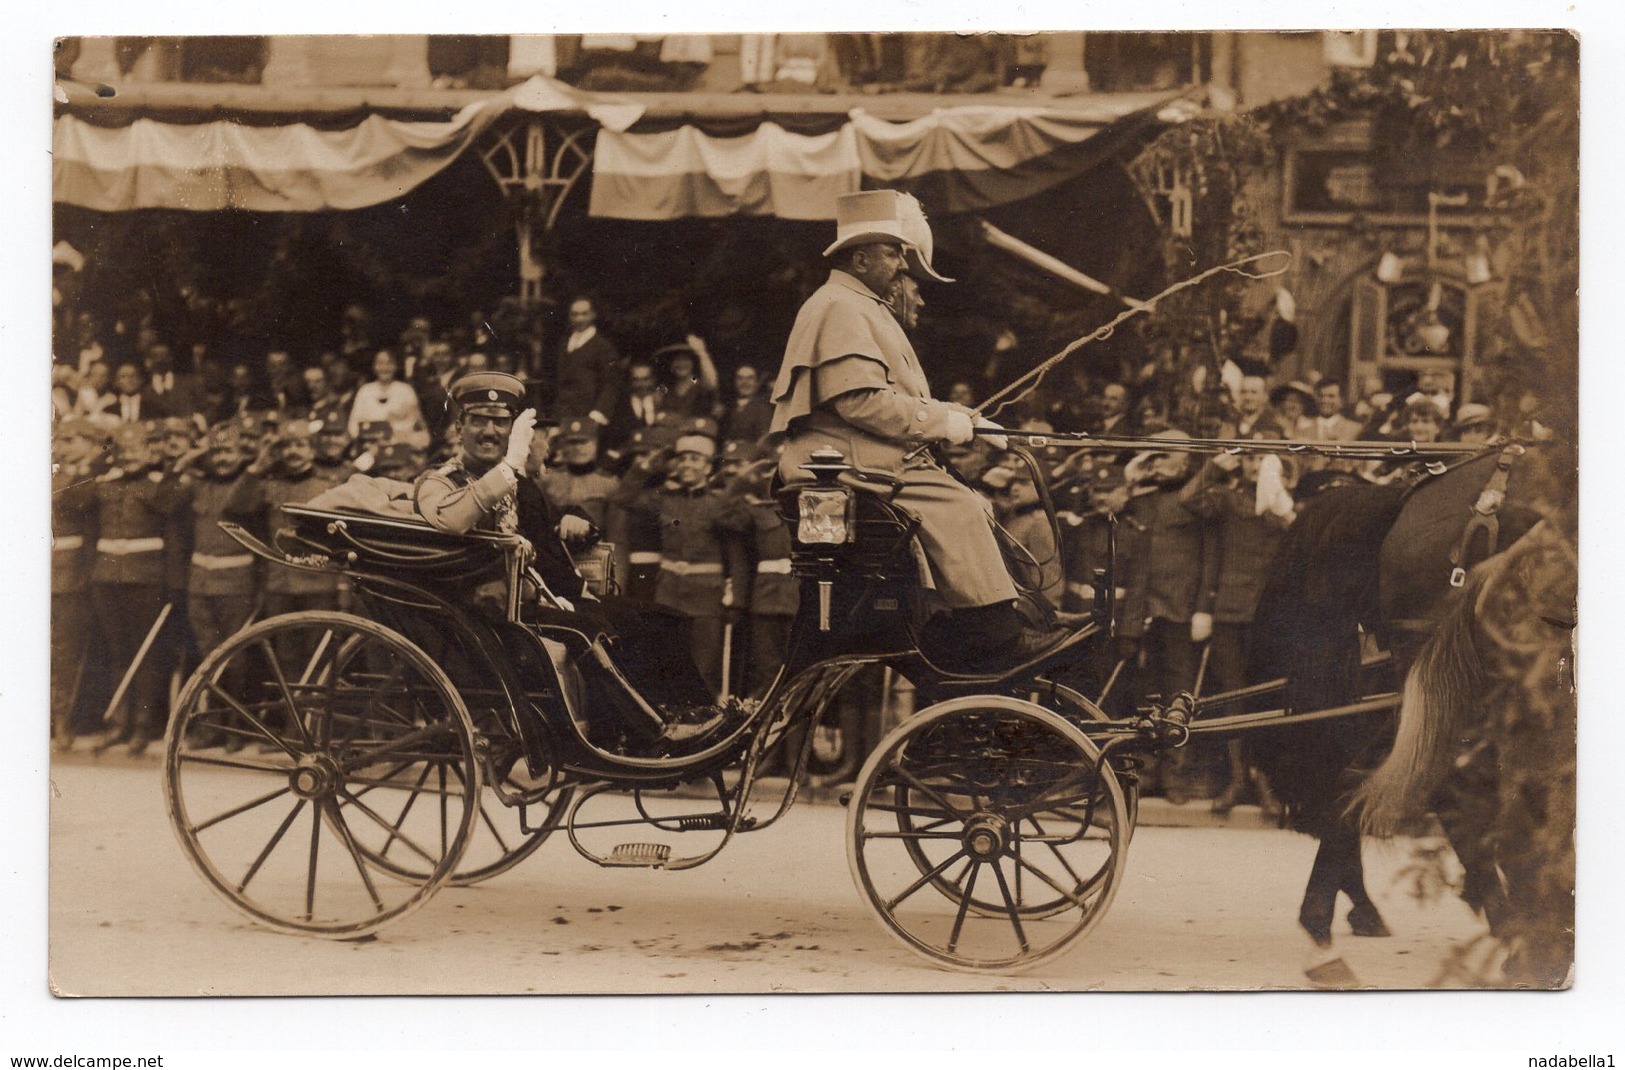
[827,269,891,305]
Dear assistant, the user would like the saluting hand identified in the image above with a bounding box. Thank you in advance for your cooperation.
[505,408,538,473]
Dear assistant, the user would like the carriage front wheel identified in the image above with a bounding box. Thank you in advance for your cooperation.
[846,696,1129,973]
[162,611,481,938]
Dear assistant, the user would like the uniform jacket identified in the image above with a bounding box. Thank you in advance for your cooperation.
[717,492,798,617]
[415,456,588,602]
[224,467,347,595]
[51,468,98,595]
[622,480,749,619]
[180,473,259,598]
[769,269,1015,610]
[1177,460,1291,624]
[539,466,620,529]
[1117,479,1217,636]
[89,470,183,587]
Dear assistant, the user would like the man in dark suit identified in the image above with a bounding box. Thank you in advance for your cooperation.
[719,363,774,444]
[552,296,622,428]
[1091,381,1138,437]
[605,358,665,451]
[102,361,171,424]
[143,343,204,426]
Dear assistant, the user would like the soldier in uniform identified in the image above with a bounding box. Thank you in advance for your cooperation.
[225,418,352,714]
[717,447,797,699]
[174,424,259,749]
[414,372,721,745]
[620,419,750,697]
[604,426,672,603]
[770,189,1061,670]
[88,422,185,755]
[539,417,619,530]
[1178,435,1294,815]
[50,419,105,749]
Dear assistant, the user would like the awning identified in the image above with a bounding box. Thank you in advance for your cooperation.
[588,121,859,220]
[54,76,1192,218]
[52,76,644,213]
[588,90,1190,220]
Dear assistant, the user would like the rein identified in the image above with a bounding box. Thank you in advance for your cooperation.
[1446,443,1526,588]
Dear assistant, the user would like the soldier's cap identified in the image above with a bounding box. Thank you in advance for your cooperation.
[452,371,528,417]
[673,433,717,460]
[276,418,316,443]
[558,417,599,443]
[1088,463,1127,489]
[628,425,677,453]
[719,439,766,464]
[374,443,417,468]
[205,424,243,451]
[312,417,350,439]
[357,419,392,442]
[161,416,196,436]
[681,415,719,441]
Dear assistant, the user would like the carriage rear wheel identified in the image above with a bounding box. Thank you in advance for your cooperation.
[846,696,1129,973]
[163,611,480,938]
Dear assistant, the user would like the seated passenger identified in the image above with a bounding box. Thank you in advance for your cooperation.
[414,371,723,745]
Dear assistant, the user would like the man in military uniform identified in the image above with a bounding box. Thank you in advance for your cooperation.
[174,423,260,750]
[414,372,720,744]
[88,422,185,755]
[604,426,672,603]
[769,189,1060,670]
[540,417,619,530]
[717,445,797,699]
[50,419,105,749]
[618,419,750,697]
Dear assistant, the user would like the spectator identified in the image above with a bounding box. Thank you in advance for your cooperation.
[102,361,169,424]
[1309,381,1361,442]
[50,420,104,749]
[220,361,276,422]
[1225,375,1284,439]
[657,337,720,421]
[347,349,426,446]
[1415,365,1457,420]
[947,380,978,408]
[989,463,1065,613]
[720,362,774,444]
[605,426,675,603]
[73,361,114,419]
[1268,381,1317,438]
[265,350,310,414]
[302,364,348,430]
[143,342,205,425]
[607,359,667,448]
[1448,403,1497,446]
[417,342,465,442]
[339,303,373,367]
[319,351,359,412]
[1092,382,1137,437]
[553,296,622,427]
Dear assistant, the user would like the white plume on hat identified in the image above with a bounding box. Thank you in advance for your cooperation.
[897,192,954,283]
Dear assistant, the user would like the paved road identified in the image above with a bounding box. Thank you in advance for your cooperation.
[48,750,1487,996]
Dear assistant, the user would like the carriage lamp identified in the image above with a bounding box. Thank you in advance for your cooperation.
[797,487,854,546]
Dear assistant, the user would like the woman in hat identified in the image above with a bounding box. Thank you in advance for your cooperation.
[655,336,720,422]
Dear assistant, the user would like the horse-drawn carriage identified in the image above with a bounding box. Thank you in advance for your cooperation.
[161,432,1548,975]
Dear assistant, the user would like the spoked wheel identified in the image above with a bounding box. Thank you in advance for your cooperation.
[163,611,481,938]
[361,753,574,887]
[847,696,1129,973]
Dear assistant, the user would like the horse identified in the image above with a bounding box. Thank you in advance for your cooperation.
[1242,440,1568,982]
[1351,515,1577,987]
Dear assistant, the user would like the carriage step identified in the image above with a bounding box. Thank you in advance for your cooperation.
[605,842,673,868]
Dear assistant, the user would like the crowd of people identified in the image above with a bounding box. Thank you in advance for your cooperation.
[51,247,1529,807]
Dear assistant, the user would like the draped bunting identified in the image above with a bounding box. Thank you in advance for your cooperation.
[52,75,646,213]
[588,122,860,220]
[54,76,1185,218]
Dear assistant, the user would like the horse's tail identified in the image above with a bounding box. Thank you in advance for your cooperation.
[1351,562,1495,836]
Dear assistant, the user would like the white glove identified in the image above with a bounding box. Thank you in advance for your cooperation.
[1190,611,1214,644]
[973,415,1008,451]
[1254,454,1286,516]
[1212,452,1241,473]
[944,409,976,445]
[505,408,538,472]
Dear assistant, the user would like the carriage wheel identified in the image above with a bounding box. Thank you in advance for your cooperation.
[162,611,480,938]
[847,696,1129,973]
[360,757,574,888]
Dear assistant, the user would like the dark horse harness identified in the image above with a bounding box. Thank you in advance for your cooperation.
[1444,443,1526,588]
